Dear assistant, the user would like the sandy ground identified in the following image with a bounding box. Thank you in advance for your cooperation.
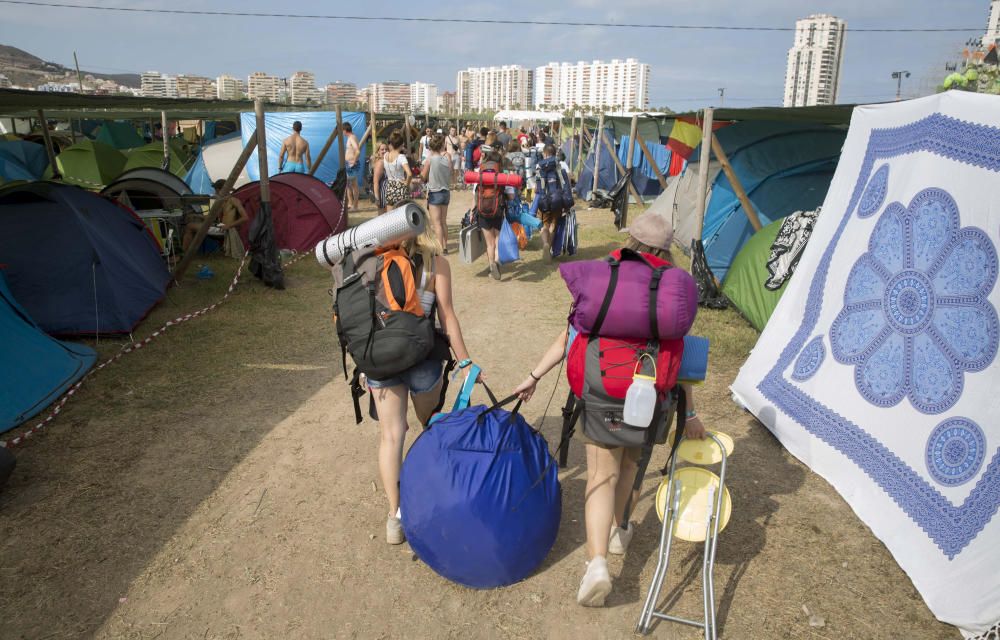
[0,190,955,639]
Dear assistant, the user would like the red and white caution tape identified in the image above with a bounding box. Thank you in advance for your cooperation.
[1,250,267,449]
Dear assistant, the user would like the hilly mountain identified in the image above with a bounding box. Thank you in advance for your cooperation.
[0,44,140,88]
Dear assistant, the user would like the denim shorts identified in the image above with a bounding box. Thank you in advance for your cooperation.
[367,359,444,393]
[427,189,451,206]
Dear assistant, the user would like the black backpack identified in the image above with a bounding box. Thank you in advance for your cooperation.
[536,156,573,214]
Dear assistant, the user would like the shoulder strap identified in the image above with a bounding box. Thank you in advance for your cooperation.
[648,266,666,338]
[590,257,620,336]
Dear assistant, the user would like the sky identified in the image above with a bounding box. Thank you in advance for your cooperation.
[0,0,992,109]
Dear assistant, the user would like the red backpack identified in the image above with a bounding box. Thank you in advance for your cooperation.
[476,159,504,218]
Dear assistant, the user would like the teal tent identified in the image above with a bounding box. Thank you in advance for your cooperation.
[95,121,145,150]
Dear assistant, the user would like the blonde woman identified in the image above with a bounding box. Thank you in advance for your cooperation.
[367,227,479,545]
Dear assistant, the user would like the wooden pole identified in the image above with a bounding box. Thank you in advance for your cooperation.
[336,105,346,170]
[36,109,59,180]
[170,136,258,284]
[568,113,576,174]
[693,108,715,244]
[622,113,639,227]
[161,111,170,172]
[600,129,643,206]
[635,132,668,190]
[592,113,605,196]
[255,99,271,205]
[404,117,412,157]
[310,125,341,175]
[369,104,377,151]
[711,132,762,232]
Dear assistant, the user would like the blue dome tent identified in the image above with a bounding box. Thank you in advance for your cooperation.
[0,139,49,182]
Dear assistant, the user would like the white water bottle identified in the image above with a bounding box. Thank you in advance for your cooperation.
[623,361,658,428]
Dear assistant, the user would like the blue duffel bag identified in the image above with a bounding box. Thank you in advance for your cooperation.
[400,369,561,589]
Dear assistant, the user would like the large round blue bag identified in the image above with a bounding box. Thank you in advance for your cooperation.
[400,373,561,589]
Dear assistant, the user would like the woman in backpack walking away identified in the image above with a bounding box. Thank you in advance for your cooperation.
[421,134,452,254]
[476,144,506,280]
[535,144,570,262]
[382,132,412,209]
[367,228,479,545]
[511,213,705,607]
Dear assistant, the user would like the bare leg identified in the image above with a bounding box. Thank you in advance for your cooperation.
[410,377,444,426]
[585,444,623,559]
[371,384,409,516]
[182,223,203,253]
[613,447,642,526]
[428,204,448,251]
[483,227,499,266]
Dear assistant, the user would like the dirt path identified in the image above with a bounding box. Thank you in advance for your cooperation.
[0,191,953,639]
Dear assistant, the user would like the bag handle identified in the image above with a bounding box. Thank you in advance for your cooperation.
[452,364,482,412]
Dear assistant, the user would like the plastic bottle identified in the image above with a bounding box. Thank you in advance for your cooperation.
[623,369,657,428]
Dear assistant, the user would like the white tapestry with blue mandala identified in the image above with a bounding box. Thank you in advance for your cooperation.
[732,92,1000,636]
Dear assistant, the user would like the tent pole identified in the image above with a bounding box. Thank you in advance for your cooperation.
[622,113,639,226]
[592,113,604,197]
[255,99,271,206]
[170,136,258,284]
[693,108,715,243]
[336,105,347,172]
[635,132,669,191]
[37,109,60,180]
[404,116,412,157]
[601,127,643,206]
[370,104,377,151]
[310,123,341,175]
[711,132,762,232]
[161,111,170,172]
[568,112,577,175]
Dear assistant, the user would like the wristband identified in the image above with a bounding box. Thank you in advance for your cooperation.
[529,371,541,382]
[458,359,472,369]
[685,410,698,419]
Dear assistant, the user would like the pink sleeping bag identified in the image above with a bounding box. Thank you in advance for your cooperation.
[559,249,698,340]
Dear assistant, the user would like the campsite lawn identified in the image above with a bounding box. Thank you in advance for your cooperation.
[0,190,954,639]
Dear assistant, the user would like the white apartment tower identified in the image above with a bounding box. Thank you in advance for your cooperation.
[216,75,245,100]
[366,81,411,111]
[140,71,178,98]
[534,59,650,111]
[783,14,846,107]
[289,71,323,106]
[456,66,533,112]
[985,0,1000,47]
[247,72,281,102]
[410,82,438,114]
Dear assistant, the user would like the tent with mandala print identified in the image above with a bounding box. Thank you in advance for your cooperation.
[731,92,1000,637]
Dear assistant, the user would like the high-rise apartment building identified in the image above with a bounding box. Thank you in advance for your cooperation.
[176,75,215,100]
[325,81,358,105]
[366,81,411,111]
[410,82,438,113]
[140,71,178,98]
[247,72,282,102]
[289,71,323,106]
[456,66,533,112]
[437,91,457,114]
[216,75,245,100]
[783,14,846,107]
[985,0,1000,47]
[533,59,650,111]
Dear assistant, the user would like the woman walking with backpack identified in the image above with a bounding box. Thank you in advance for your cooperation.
[475,144,506,281]
[511,213,705,607]
[366,228,480,545]
[382,132,412,209]
[421,134,452,254]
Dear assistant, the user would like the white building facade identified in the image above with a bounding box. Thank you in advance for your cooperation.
[410,82,438,113]
[140,71,178,98]
[216,75,246,100]
[456,66,533,112]
[534,59,650,111]
[783,14,847,107]
[289,71,323,106]
[985,0,1000,47]
[247,72,282,102]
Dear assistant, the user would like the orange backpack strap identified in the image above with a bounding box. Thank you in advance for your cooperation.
[379,249,423,316]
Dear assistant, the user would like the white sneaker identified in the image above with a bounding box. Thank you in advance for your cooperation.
[608,523,635,556]
[386,514,405,545]
[577,556,612,607]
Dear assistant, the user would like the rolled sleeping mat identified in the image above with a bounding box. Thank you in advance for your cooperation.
[463,171,523,187]
[315,202,426,267]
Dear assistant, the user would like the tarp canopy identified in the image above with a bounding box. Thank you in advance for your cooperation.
[184,132,251,195]
[0,181,170,335]
[94,121,145,150]
[239,111,367,186]
[0,270,95,434]
[732,92,1000,636]
[0,139,48,181]
[48,139,126,190]
[493,110,563,123]
[721,218,787,331]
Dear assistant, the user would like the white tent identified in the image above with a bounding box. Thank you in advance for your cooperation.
[732,92,1000,636]
[492,110,563,123]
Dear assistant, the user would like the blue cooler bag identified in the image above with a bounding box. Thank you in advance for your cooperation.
[400,372,561,589]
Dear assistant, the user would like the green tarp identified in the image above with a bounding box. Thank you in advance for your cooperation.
[721,218,788,331]
[48,139,126,189]
[95,121,144,149]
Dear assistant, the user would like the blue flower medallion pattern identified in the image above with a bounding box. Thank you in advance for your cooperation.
[925,418,986,487]
[830,187,999,414]
[791,336,825,381]
[858,163,889,218]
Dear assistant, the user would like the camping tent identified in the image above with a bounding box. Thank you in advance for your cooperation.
[575,127,619,200]
[617,134,673,198]
[721,218,787,331]
[49,139,126,190]
[232,173,345,252]
[0,139,48,181]
[731,92,1000,636]
[0,182,170,335]
[240,111,367,186]
[94,121,144,150]
[101,168,200,214]
[122,140,191,177]
[0,270,95,434]
[184,132,251,195]
[649,121,846,281]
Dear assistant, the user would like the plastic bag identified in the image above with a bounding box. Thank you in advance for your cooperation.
[511,222,528,250]
[498,217,520,264]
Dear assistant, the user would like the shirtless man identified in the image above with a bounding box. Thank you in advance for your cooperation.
[343,121,361,210]
[279,121,311,173]
[182,179,249,257]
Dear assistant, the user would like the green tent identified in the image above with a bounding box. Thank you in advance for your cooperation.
[94,121,144,150]
[721,218,789,331]
[121,139,190,177]
[47,139,126,190]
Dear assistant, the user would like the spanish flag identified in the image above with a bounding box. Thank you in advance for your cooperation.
[666,117,730,160]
